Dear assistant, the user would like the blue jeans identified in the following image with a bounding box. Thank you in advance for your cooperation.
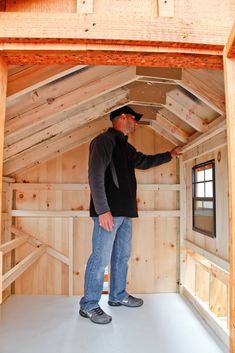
[80,217,132,311]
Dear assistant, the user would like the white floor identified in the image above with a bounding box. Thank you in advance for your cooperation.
[0,293,228,353]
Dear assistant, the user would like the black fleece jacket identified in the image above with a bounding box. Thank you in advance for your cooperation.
[89,128,172,218]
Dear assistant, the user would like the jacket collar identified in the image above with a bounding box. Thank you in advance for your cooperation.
[108,127,128,141]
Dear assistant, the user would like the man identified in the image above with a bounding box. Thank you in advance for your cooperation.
[79,105,182,324]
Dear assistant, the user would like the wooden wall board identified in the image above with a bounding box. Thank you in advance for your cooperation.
[13,126,178,295]
[184,146,229,261]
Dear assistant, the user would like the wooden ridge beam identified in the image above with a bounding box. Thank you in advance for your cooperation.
[7,64,87,101]
[0,13,231,46]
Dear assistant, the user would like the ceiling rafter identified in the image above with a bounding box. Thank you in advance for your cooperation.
[7,65,87,101]
[4,88,129,161]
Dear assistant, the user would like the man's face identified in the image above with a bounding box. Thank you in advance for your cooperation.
[123,114,137,134]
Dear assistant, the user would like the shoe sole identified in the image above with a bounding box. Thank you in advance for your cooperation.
[79,309,112,324]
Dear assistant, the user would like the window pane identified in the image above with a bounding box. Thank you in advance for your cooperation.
[196,169,204,182]
[205,182,213,197]
[194,201,214,234]
[205,167,213,181]
[196,183,204,197]
[203,201,213,209]
[196,201,203,209]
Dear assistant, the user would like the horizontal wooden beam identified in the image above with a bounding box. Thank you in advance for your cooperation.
[3,50,224,70]
[10,210,180,217]
[2,245,46,290]
[11,183,181,191]
[2,176,15,183]
[0,13,231,46]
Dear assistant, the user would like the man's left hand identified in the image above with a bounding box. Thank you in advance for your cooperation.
[170,146,183,157]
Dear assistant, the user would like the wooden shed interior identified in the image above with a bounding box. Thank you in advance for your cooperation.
[0,1,235,353]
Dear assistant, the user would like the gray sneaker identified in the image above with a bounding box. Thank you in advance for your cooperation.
[108,295,143,307]
[79,307,112,324]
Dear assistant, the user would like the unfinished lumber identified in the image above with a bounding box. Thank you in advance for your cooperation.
[2,245,46,291]
[5,66,136,144]
[0,236,28,255]
[10,210,180,218]
[157,0,174,17]
[4,88,129,159]
[165,93,207,132]
[0,12,231,46]
[179,69,225,115]
[0,57,7,237]
[77,0,93,13]
[225,22,235,58]
[10,183,180,191]
[181,116,226,153]
[149,120,183,146]
[7,65,86,101]
[182,130,227,162]
[223,53,235,353]
[156,111,189,143]
[4,116,111,175]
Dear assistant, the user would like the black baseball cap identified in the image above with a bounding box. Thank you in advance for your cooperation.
[110,105,143,121]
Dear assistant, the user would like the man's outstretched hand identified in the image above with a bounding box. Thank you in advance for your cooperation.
[99,211,114,232]
[170,146,183,157]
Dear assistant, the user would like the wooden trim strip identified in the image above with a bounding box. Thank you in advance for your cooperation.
[11,183,180,191]
[10,210,180,217]
[184,239,229,272]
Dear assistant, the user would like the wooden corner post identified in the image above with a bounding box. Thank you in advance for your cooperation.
[0,57,8,245]
[223,22,235,353]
